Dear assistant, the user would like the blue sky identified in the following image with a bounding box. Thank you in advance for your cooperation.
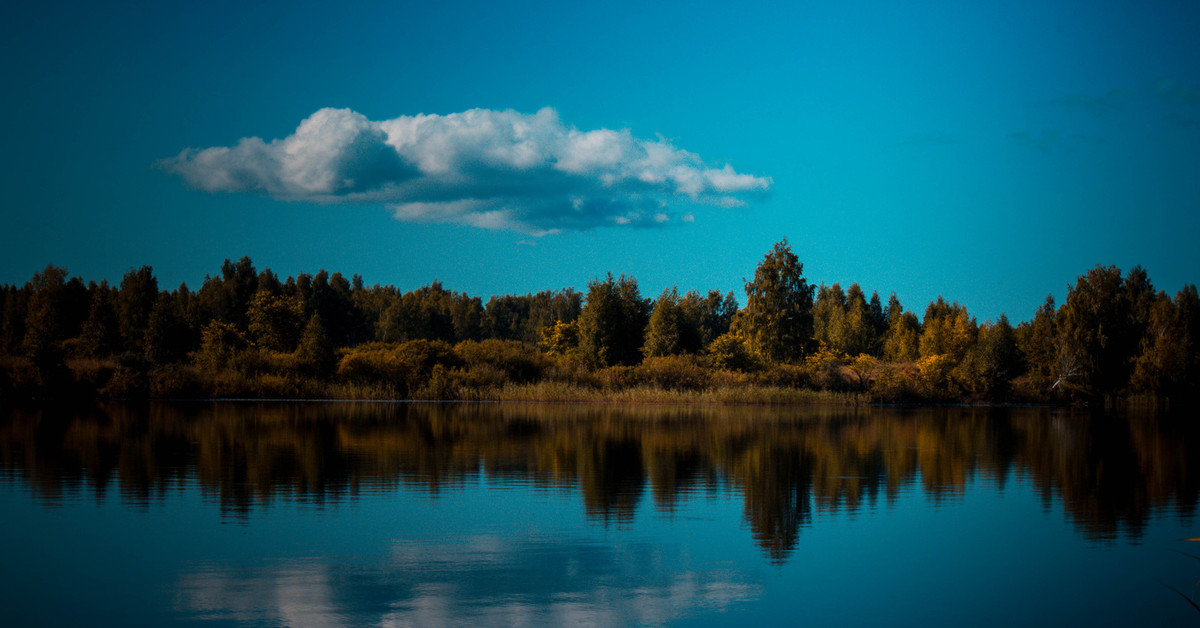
[3,0,1198,322]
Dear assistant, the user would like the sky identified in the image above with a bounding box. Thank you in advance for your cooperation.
[2,0,1199,323]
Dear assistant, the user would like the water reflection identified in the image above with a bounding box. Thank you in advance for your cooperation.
[2,402,1199,560]
[175,537,761,627]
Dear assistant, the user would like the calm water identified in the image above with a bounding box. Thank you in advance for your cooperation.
[2,402,1200,627]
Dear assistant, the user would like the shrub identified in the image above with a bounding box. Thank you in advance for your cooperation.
[412,364,464,400]
[102,366,148,399]
[596,365,639,390]
[705,332,760,372]
[337,340,460,396]
[803,344,848,390]
[638,355,712,390]
[538,320,580,359]
[869,362,917,402]
[916,354,957,400]
[193,321,252,372]
[148,365,206,398]
[454,339,548,383]
[754,363,810,388]
[846,354,879,391]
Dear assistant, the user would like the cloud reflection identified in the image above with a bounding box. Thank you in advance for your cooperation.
[175,535,761,627]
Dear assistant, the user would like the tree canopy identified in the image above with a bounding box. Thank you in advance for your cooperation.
[737,239,815,363]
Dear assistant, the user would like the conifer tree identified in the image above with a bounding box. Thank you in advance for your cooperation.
[738,239,814,363]
[578,273,650,367]
[79,283,121,357]
[1057,265,1137,402]
[644,287,702,357]
[296,314,337,377]
[118,265,158,353]
[144,293,192,364]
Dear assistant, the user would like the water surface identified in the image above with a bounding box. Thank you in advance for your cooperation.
[2,402,1198,626]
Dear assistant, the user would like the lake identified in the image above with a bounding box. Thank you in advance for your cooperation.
[2,401,1199,626]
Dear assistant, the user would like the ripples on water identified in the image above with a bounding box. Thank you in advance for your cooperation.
[3,401,1200,626]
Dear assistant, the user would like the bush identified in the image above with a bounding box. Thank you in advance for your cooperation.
[193,321,251,372]
[638,355,712,390]
[869,362,917,402]
[454,339,548,383]
[754,363,810,388]
[102,366,148,399]
[803,344,847,390]
[596,365,638,390]
[0,358,40,400]
[916,354,957,401]
[148,365,206,398]
[67,358,116,396]
[705,332,760,372]
[337,340,460,396]
[412,364,463,400]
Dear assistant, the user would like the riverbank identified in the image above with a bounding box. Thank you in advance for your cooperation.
[0,350,1065,407]
[5,343,1187,409]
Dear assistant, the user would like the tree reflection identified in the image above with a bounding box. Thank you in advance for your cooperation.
[2,402,1198,560]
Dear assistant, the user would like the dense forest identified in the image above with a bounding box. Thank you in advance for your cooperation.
[1,239,1197,406]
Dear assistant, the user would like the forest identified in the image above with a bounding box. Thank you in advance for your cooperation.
[1,239,1197,406]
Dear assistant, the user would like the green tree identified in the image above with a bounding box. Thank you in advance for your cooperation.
[1057,265,1137,402]
[193,320,251,372]
[867,291,887,349]
[377,282,454,343]
[1129,292,1185,400]
[22,266,63,356]
[971,314,1021,399]
[1175,285,1200,397]
[374,281,482,345]
[1124,265,1156,342]
[644,287,703,358]
[256,268,283,296]
[697,290,738,346]
[304,270,359,346]
[812,283,878,356]
[484,288,583,344]
[882,311,921,363]
[483,294,530,341]
[538,320,580,358]
[812,283,846,352]
[78,282,121,357]
[247,289,306,352]
[578,273,651,367]
[295,314,337,377]
[885,293,904,323]
[144,293,192,364]
[1,285,30,354]
[20,266,88,391]
[919,297,976,362]
[842,284,874,356]
[118,265,159,353]
[450,293,484,343]
[705,331,759,371]
[1018,295,1058,392]
[737,239,815,363]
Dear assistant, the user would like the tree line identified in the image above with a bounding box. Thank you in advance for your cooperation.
[2,239,1197,405]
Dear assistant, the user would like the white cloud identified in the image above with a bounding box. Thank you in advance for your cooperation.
[162,107,771,234]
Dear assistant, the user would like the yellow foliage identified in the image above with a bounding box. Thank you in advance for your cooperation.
[538,320,580,358]
[804,343,848,390]
[916,354,956,399]
[847,353,879,390]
